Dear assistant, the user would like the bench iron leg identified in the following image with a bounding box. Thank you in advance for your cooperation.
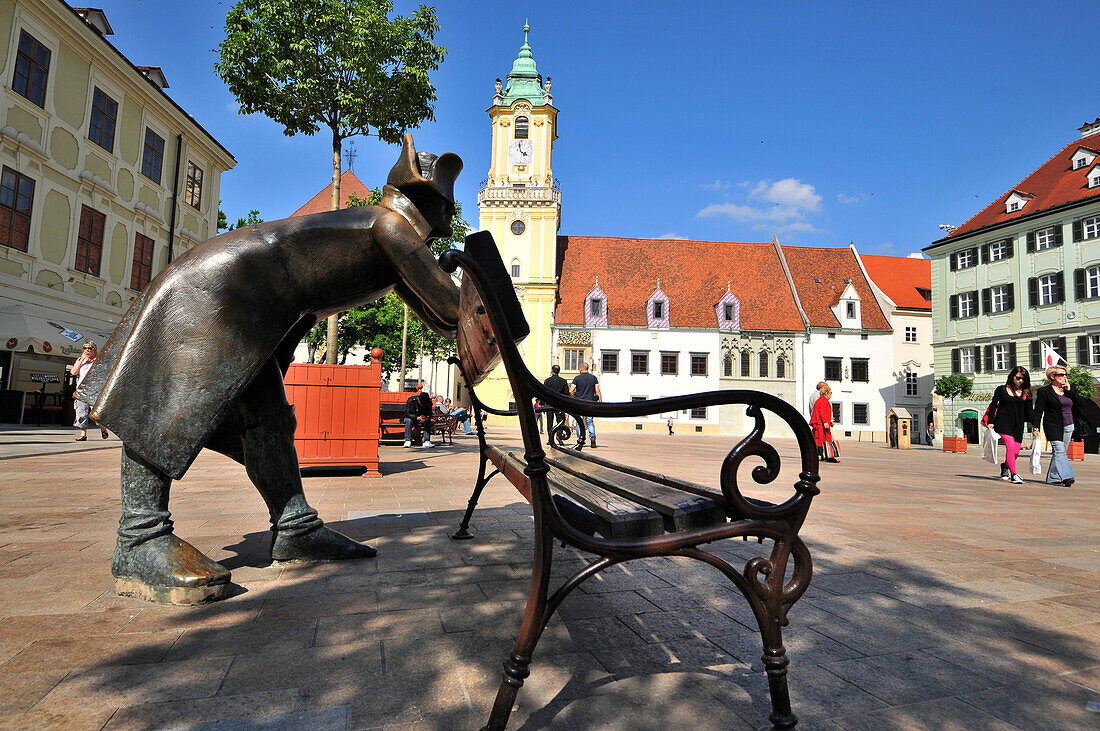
[761,628,797,728]
[484,520,554,729]
[452,450,497,540]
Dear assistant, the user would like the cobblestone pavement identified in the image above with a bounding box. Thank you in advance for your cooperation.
[0,427,1097,729]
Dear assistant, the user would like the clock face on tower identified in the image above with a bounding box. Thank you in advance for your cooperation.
[508,139,532,164]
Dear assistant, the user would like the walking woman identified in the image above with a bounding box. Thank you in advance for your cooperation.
[809,383,838,462]
[70,342,108,441]
[984,366,1034,483]
[1033,366,1088,486]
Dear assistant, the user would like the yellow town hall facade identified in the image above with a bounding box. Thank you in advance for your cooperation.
[475,24,560,409]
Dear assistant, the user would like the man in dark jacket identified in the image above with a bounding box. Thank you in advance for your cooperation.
[78,135,462,605]
[542,365,570,442]
[403,382,434,448]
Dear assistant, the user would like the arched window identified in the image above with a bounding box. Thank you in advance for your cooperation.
[759,351,769,378]
[740,350,750,377]
[510,259,520,277]
[776,356,786,379]
[723,356,733,377]
[515,116,529,139]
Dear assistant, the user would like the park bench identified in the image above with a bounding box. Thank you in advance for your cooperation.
[439,233,822,730]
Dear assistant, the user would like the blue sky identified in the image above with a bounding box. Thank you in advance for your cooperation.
[100,1,1098,254]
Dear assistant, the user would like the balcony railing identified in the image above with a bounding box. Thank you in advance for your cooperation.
[477,185,562,206]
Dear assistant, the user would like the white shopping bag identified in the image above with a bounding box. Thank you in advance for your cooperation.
[981,428,1000,465]
[1030,439,1043,476]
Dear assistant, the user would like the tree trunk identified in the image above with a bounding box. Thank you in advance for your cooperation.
[325,137,342,364]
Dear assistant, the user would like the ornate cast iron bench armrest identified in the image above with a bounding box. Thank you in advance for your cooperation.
[440,235,821,730]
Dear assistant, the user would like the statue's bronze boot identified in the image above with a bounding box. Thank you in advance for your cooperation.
[242,406,377,563]
[113,446,231,604]
[271,525,378,562]
[112,534,231,605]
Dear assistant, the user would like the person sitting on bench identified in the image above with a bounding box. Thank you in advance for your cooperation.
[403,382,434,448]
[439,397,473,435]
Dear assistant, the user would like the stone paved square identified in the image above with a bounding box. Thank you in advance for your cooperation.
[0,425,1098,729]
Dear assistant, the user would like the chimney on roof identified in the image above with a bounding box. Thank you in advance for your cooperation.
[1079,117,1100,139]
[72,8,113,36]
[136,66,169,90]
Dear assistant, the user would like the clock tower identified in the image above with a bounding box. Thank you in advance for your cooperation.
[477,23,560,408]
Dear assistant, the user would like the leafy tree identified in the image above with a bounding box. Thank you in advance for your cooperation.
[215,0,446,362]
[1062,365,1095,397]
[933,374,973,399]
[217,207,264,233]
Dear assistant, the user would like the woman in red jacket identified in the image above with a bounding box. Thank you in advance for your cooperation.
[809,383,838,462]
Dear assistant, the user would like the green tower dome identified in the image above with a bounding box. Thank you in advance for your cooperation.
[501,22,546,105]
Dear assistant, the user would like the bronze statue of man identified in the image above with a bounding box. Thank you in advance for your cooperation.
[78,135,461,604]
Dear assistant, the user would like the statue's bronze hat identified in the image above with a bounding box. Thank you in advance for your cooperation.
[387,133,462,207]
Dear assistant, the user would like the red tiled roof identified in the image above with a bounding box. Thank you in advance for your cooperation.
[859,254,931,311]
[780,246,891,330]
[291,170,373,217]
[946,136,1100,238]
[555,237,805,331]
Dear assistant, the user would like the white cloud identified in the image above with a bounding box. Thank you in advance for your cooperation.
[748,178,822,212]
[699,180,730,191]
[837,192,864,205]
[697,177,823,228]
[657,232,688,239]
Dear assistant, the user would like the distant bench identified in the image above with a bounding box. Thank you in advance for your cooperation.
[439,233,823,730]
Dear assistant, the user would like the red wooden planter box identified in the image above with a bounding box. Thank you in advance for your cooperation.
[1067,440,1085,461]
[942,436,968,454]
[285,362,382,477]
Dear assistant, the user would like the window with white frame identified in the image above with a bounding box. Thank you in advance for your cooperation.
[955,249,974,269]
[1039,274,1058,305]
[990,285,1010,313]
[1093,175,1100,188]
[1035,227,1056,250]
[905,371,918,396]
[563,348,583,371]
[1091,335,1100,366]
[905,326,917,342]
[989,240,1008,261]
[960,347,975,373]
[993,343,1009,371]
[1009,201,1019,212]
[1088,266,1100,298]
[1085,216,1100,240]
[958,291,976,317]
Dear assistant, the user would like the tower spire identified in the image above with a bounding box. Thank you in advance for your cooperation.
[501,22,547,105]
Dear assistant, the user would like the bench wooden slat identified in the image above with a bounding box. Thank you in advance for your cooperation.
[492,449,664,539]
[545,452,728,533]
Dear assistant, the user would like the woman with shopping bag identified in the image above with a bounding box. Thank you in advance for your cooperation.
[984,366,1035,484]
[1032,365,1093,487]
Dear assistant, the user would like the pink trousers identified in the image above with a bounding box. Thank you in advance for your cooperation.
[1000,434,1021,475]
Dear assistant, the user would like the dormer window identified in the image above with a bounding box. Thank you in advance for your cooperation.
[846,301,856,318]
[1005,191,1032,214]
[1090,164,1100,188]
[1072,147,1097,170]
[515,116,528,140]
[714,289,740,330]
[646,285,670,328]
[723,303,734,320]
[584,281,608,328]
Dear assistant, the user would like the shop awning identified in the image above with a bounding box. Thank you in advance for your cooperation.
[0,304,113,358]
[958,409,980,419]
